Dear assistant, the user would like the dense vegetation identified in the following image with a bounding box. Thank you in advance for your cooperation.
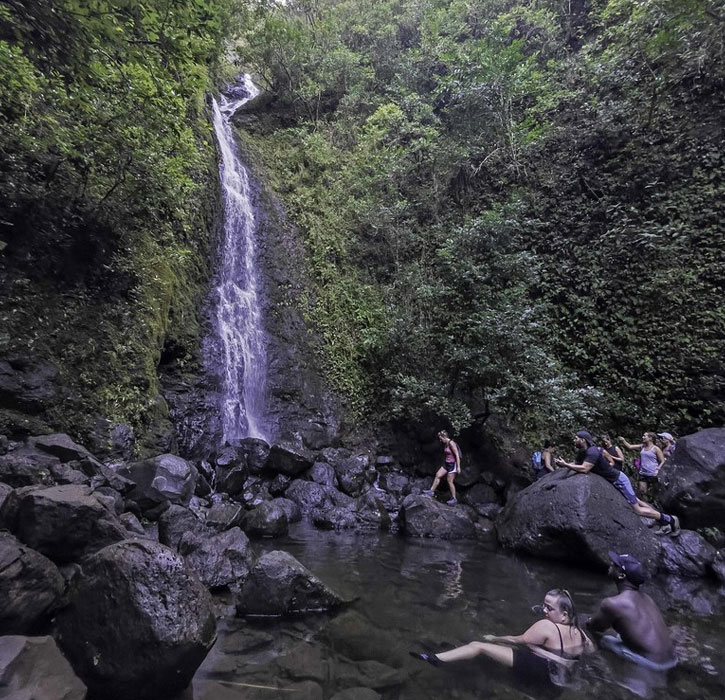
[238,0,725,440]
[0,0,239,441]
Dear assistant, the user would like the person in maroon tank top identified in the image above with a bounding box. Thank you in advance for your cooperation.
[423,430,461,505]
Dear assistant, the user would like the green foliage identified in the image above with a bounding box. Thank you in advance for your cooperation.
[0,0,240,437]
[242,0,724,440]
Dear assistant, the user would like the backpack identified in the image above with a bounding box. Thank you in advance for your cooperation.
[531,450,543,473]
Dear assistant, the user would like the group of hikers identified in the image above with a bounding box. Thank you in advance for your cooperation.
[415,428,681,693]
[425,428,680,536]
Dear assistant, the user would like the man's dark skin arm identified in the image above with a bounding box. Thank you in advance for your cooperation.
[586,597,617,643]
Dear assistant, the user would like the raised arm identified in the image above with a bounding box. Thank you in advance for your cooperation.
[586,598,617,642]
[619,437,642,451]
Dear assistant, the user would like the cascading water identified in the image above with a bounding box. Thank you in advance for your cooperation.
[210,75,269,443]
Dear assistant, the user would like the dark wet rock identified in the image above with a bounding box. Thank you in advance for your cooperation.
[335,658,408,691]
[463,483,499,506]
[240,475,271,506]
[217,465,247,498]
[659,575,723,615]
[658,530,717,577]
[312,506,358,530]
[334,454,372,498]
[0,408,53,439]
[325,485,355,509]
[242,501,289,538]
[0,447,57,487]
[55,539,216,700]
[273,497,301,523]
[474,502,503,519]
[659,428,725,529]
[309,461,337,488]
[236,550,348,616]
[0,357,59,414]
[321,610,408,668]
[206,499,245,531]
[94,464,136,496]
[195,472,212,497]
[285,480,330,513]
[355,491,396,529]
[119,512,146,536]
[93,486,123,515]
[0,484,127,564]
[179,526,252,589]
[277,642,327,682]
[0,435,8,455]
[119,453,198,513]
[0,635,86,699]
[158,503,209,550]
[475,517,497,539]
[269,473,291,496]
[214,444,245,470]
[319,446,352,465]
[400,495,476,539]
[377,471,409,498]
[0,531,64,633]
[375,455,395,467]
[330,689,381,700]
[239,437,271,474]
[267,443,314,477]
[496,470,661,573]
[49,462,90,486]
[712,552,725,585]
[29,433,101,467]
[0,482,11,510]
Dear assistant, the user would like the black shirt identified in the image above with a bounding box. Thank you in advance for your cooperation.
[578,446,621,483]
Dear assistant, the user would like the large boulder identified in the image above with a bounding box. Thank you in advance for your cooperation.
[0,485,127,564]
[205,498,245,531]
[239,437,271,475]
[285,480,331,514]
[179,527,253,589]
[55,539,216,700]
[496,470,661,572]
[242,501,289,538]
[236,550,349,616]
[29,434,102,468]
[0,635,86,699]
[399,495,476,539]
[658,530,717,578]
[0,482,11,510]
[157,504,210,551]
[658,428,725,528]
[267,443,314,477]
[119,454,198,513]
[333,455,372,498]
[0,446,57,487]
[0,531,64,633]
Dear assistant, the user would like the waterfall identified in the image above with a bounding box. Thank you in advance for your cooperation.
[210,74,269,443]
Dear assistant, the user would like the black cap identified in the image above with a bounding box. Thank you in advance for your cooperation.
[576,430,595,446]
[609,551,647,586]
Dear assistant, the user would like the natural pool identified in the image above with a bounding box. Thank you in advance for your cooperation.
[189,524,725,700]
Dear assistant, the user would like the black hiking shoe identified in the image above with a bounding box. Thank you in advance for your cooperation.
[409,651,443,667]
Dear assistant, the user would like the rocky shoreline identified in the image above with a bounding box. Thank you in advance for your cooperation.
[1,427,723,698]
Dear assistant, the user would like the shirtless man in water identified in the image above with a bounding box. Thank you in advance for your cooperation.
[586,552,677,670]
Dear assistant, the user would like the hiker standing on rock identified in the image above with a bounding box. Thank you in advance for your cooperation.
[619,432,664,497]
[424,430,461,505]
[555,431,680,536]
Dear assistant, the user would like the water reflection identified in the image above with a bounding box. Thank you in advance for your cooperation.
[190,524,725,700]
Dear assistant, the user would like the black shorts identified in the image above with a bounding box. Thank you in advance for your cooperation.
[444,462,458,474]
[512,648,554,686]
[638,473,659,485]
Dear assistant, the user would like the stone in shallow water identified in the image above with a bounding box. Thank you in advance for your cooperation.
[235,550,349,616]
[400,494,476,539]
[0,635,86,700]
[55,539,216,700]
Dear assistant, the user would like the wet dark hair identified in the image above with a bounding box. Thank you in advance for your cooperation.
[438,430,450,439]
[547,589,587,641]
[543,439,556,449]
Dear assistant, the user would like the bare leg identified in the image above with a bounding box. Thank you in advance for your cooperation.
[446,473,457,500]
[632,499,661,520]
[428,467,447,492]
[436,641,514,667]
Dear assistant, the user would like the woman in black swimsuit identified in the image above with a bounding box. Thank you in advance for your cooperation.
[411,589,592,687]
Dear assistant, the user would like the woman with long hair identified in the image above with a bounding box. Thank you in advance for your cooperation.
[423,430,462,505]
[411,589,593,688]
[619,432,664,497]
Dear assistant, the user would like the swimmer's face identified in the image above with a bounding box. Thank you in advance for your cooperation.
[542,594,568,624]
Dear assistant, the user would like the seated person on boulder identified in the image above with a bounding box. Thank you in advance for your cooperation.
[587,552,677,671]
[555,431,680,536]
[411,588,593,689]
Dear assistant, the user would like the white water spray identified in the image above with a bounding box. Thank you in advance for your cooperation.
[210,75,269,442]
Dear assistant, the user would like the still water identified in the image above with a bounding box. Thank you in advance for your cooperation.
[191,524,724,700]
